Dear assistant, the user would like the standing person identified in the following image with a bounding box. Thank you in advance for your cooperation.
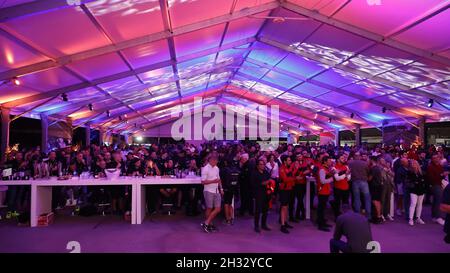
[379,157,395,221]
[238,154,253,216]
[440,183,450,244]
[253,159,273,233]
[200,155,223,233]
[220,160,240,225]
[316,156,334,232]
[369,156,383,224]
[330,211,373,253]
[427,154,447,226]
[394,158,409,218]
[331,154,351,220]
[406,160,428,226]
[279,155,296,234]
[292,155,310,221]
[348,153,371,220]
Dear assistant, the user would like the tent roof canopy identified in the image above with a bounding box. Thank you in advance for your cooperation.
[0,0,449,135]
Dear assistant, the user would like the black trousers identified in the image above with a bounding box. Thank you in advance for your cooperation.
[239,184,254,215]
[254,193,270,228]
[332,188,349,219]
[289,184,306,218]
[317,194,329,227]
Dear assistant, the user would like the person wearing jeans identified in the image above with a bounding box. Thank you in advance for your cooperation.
[427,154,448,226]
[352,180,372,219]
[348,153,371,219]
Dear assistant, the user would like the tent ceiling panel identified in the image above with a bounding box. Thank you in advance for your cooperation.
[260,70,302,89]
[238,61,270,78]
[291,82,330,97]
[259,8,322,46]
[121,39,171,69]
[0,84,37,104]
[377,59,450,89]
[275,53,326,78]
[0,32,49,71]
[392,10,450,52]
[174,24,226,57]
[66,52,130,80]
[247,42,287,66]
[138,66,175,84]
[222,11,270,45]
[331,0,447,36]
[17,67,81,92]
[315,91,359,107]
[373,93,448,117]
[169,0,233,28]
[85,0,165,42]
[286,0,349,17]
[1,6,111,57]
[313,68,364,88]
[342,44,417,76]
[299,24,374,64]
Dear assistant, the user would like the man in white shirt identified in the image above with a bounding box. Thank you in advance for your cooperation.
[201,155,223,232]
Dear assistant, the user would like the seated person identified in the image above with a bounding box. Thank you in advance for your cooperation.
[126,158,145,176]
[160,159,178,208]
[93,159,107,178]
[69,152,87,176]
[145,159,161,176]
[330,211,374,253]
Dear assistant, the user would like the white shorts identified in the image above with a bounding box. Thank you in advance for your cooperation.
[204,191,221,209]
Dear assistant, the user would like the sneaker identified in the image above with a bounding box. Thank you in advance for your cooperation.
[386,215,394,221]
[408,219,414,226]
[381,215,386,222]
[280,226,289,234]
[289,217,299,223]
[6,211,11,219]
[415,218,425,225]
[224,219,232,225]
[432,218,445,226]
[284,223,294,229]
[230,218,235,225]
[201,222,210,233]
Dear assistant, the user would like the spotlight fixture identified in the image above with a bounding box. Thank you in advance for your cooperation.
[298,124,302,128]
[314,113,318,119]
[143,128,146,131]
[427,99,434,108]
[106,110,111,117]
[350,113,354,119]
[61,93,68,102]
[118,115,123,121]
[382,107,387,113]
[328,118,332,123]
[88,104,93,111]
[12,77,20,86]
[134,123,137,128]
[125,120,129,124]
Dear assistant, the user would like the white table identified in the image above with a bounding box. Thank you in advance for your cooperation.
[136,177,202,224]
[1,177,202,227]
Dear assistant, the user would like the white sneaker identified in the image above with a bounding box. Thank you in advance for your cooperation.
[381,215,386,222]
[386,215,394,221]
[415,218,425,224]
[408,219,414,226]
[434,218,445,226]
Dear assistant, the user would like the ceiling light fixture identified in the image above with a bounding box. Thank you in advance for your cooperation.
[427,99,434,108]
[88,104,93,111]
[62,93,68,102]
[382,107,387,113]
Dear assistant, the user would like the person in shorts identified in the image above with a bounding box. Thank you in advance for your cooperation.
[200,155,223,232]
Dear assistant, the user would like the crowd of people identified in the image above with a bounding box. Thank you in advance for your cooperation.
[1,140,449,247]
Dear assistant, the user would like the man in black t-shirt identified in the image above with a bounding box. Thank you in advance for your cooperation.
[253,159,272,233]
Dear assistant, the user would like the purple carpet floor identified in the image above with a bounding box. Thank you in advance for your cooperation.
[0,205,449,253]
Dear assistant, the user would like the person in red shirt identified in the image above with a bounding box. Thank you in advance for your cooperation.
[279,155,296,234]
[316,156,334,232]
[331,154,351,220]
[289,155,310,221]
